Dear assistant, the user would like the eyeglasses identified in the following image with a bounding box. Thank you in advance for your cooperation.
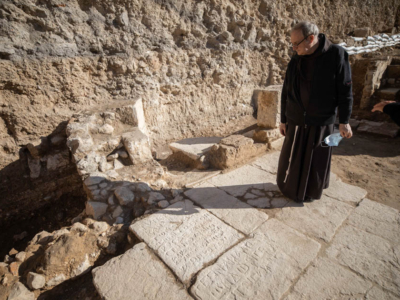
[291,35,309,48]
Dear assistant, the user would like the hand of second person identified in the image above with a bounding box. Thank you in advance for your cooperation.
[279,123,287,136]
[371,101,396,113]
[339,123,352,138]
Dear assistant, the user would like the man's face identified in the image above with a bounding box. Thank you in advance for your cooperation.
[291,30,312,55]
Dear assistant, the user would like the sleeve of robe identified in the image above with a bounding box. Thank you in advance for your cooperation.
[383,102,400,127]
[336,49,353,124]
[281,69,289,124]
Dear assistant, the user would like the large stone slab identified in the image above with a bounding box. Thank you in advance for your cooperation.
[323,178,367,204]
[347,198,400,244]
[191,219,320,300]
[326,223,400,296]
[285,258,372,299]
[169,137,223,160]
[275,195,353,242]
[251,151,280,174]
[129,200,244,284]
[184,185,268,234]
[206,165,278,197]
[92,243,193,300]
[357,120,400,137]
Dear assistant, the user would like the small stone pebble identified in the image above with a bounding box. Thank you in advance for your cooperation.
[158,200,170,208]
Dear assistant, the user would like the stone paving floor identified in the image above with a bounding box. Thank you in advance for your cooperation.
[92,151,400,300]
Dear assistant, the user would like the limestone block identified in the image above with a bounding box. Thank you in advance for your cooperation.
[86,202,108,220]
[326,224,400,296]
[253,128,280,143]
[92,243,193,300]
[357,120,399,137]
[347,198,400,244]
[191,219,320,300]
[116,99,147,134]
[324,178,367,203]
[251,151,280,174]
[255,85,282,129]
[268,136,284,150]
[7,282,35,300]
[27,272,46,290]
[130,200,244,284]
[114,187,135,205]
[353,27,371,37]
[285,258,372,299]
[185,184,268,234]
[275,195,353,242]
[207,164,279,197]
[122,129,153,164]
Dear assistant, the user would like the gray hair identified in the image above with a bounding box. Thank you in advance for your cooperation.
[291,21,319,38]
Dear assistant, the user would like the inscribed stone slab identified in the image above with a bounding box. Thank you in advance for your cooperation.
[92,243,193,300]
[275,195,353,242]
[251,151,280,174]
[184,185,268,234]
[285,258,372,300]
[326,224,400,296]
[347,198,400,244]
[323,179,367,203]
[191,219,320,300]
[206,165,279,197]
[130,200,244,284]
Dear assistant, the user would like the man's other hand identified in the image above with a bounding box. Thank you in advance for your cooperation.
[339,123,352,138]
[279,123,287,136]
[371,101,396,113]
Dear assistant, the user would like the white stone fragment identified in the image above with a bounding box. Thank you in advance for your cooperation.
[92,222,109,234]
[191,219,320,300]
[98,124,114,134]
[130,200,244,284]
[27,272,46,290]
[185,184,268,234]
[114,187,135,205]
[71,254,91,277]
[92,243,193,300]
[71,222,88,232]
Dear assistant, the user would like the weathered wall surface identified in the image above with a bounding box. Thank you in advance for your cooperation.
[0,0,399,217]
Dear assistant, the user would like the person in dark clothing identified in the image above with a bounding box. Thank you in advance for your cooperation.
[372,101,400,126]
[277,21,353,203]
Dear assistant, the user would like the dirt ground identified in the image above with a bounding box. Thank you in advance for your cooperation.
[331,131,400,210]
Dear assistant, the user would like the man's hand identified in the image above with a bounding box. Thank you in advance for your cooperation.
[339,123,352,138]
[372,101,396,113]
[279,123,287,136]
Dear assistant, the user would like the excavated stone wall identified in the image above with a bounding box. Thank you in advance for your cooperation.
[1,0,400,217]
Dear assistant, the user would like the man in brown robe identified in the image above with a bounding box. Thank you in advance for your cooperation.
[277,21,353,202]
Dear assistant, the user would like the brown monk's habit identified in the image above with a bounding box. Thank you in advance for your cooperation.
[276,124,333,202]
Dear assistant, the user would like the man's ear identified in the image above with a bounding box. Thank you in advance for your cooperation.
[308,34,315,43]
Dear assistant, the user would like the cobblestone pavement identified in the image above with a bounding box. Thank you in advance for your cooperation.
[93,151,400,300]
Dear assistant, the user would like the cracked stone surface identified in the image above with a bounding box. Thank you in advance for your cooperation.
[275,195,353,242]
[92,243,193,300]
[206,165,279,197]
[184,184,268,234]
[347,198,400,244]
[250,151,280,174]
[191,219,320,300]
[129,200,244,284]
[326,221,400,296]
[285,258,373,299]
[323,178,367,203]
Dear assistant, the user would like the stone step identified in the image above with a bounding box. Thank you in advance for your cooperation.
[385,65,400,78]
[357,120,400,137]
[375,88,400,100]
